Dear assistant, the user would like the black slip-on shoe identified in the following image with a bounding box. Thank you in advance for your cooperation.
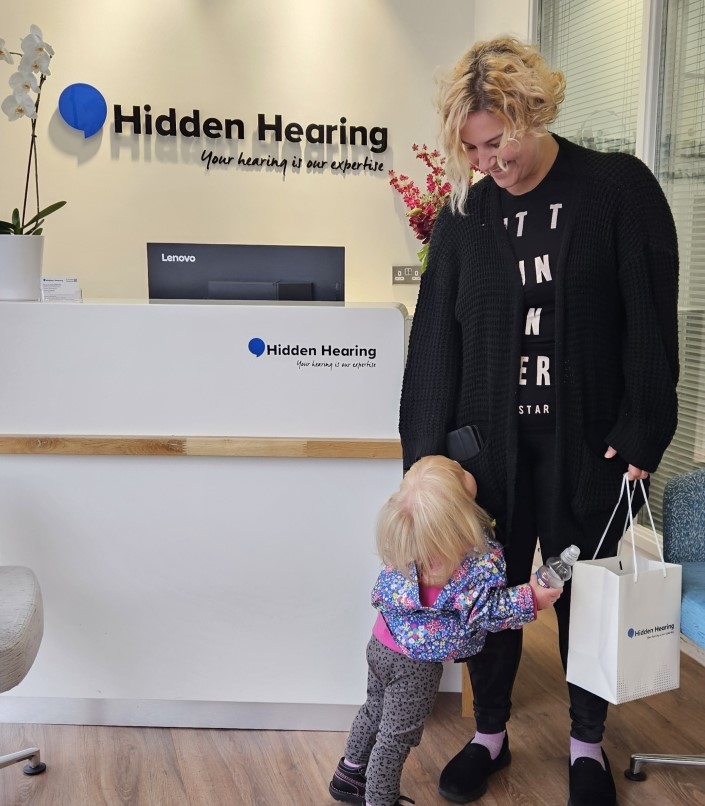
[438,734,511,803]
[568,750,617,806]
[329,757,366,804]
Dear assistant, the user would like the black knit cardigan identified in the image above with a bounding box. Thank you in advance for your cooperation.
[399,135,679,547]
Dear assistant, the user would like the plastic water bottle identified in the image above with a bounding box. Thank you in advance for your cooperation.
[535,544,581,588]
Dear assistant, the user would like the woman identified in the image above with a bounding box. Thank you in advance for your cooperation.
[399,37,679,806]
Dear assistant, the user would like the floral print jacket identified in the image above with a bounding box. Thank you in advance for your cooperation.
[371,540,536,662]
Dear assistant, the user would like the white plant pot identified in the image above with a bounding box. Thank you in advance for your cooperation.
[0,234,44,301]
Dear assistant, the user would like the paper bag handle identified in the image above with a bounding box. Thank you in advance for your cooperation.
[592,472,666,581]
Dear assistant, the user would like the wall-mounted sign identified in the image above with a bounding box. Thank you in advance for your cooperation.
[58,84,388,178]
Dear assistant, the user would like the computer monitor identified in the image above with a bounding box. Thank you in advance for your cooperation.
[147,243,344,302]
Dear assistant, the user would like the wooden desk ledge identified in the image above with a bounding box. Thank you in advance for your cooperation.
[0,435,403,460]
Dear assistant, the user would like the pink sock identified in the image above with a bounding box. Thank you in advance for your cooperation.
[471,730,505,760]
[343,758,363,769]
[570,738,605,769]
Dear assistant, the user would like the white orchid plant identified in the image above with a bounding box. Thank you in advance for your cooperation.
[0,24,66,235]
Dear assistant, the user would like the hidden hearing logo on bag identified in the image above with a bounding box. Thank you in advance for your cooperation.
[627,623,675,639]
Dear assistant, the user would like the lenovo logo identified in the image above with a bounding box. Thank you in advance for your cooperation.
[161,253,196,263]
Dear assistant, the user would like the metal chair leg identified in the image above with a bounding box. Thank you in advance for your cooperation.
[0,747,47,775]
[625,753,705,781]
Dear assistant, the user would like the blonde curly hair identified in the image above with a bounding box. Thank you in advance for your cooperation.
[376,455,494,586]
[436,36,566,213]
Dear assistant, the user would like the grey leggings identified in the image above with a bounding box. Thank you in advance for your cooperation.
[344,635,443,806]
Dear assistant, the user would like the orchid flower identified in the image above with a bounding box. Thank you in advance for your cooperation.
[0,23,66,235]
[19,51,50,76]
[9,70,39,95]
[0,39,15,64]
[1,91,36,120]
[21,25,54,60]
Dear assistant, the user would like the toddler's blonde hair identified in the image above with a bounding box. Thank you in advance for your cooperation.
[376,455,493,586]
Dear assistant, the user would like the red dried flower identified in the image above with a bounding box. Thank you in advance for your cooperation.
[389,144,475,271]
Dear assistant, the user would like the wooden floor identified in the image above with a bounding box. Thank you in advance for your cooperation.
[1,610,704,805]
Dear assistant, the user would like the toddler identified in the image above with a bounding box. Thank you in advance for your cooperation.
[328,455,561,806]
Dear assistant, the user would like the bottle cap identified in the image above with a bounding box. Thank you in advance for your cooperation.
[561,544,581,565]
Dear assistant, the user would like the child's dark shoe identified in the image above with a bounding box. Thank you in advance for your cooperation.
[438,734,511,802]
[329,758,366,804]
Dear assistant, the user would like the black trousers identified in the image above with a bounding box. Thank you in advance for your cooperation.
[466,431,628,743]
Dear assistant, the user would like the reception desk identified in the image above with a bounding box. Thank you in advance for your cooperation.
[0,300,450,730]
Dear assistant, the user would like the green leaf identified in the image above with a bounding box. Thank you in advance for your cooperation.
[24,220,44,235]
[417,242,430,273]
[20,200,67,231]
[11,209,20,229]
[0,220,18,234]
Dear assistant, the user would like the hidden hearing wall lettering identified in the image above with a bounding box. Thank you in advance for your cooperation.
[113,106,388,177]
[201,151,384,177]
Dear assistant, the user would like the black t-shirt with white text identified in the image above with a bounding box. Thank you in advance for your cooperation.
[500,145,572,432]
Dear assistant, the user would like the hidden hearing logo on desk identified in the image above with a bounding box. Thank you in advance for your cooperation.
[248,338,320,358]
[248,338,266,357]
[247,337,377,369]
[58,83,108,137]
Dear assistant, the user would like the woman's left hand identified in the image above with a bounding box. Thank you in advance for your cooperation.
[604,446,649,481]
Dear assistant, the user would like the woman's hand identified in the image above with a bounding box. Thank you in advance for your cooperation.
[604,446,649,481]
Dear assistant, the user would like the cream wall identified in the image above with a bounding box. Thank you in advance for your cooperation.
[1,1,530,303]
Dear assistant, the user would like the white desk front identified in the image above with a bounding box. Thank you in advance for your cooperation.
[0,301,453,730]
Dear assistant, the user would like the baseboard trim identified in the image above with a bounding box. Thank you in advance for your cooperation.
[681,636,705,667]
[0,696,358,731]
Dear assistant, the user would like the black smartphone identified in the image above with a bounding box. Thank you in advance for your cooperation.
[446,425,484,463]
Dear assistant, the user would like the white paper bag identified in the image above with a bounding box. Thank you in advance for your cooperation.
[566,476,682,705]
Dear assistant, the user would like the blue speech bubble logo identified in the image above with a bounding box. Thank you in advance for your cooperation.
[58,83,108,138]
[627,628,635,638]
[248,338,266,357]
